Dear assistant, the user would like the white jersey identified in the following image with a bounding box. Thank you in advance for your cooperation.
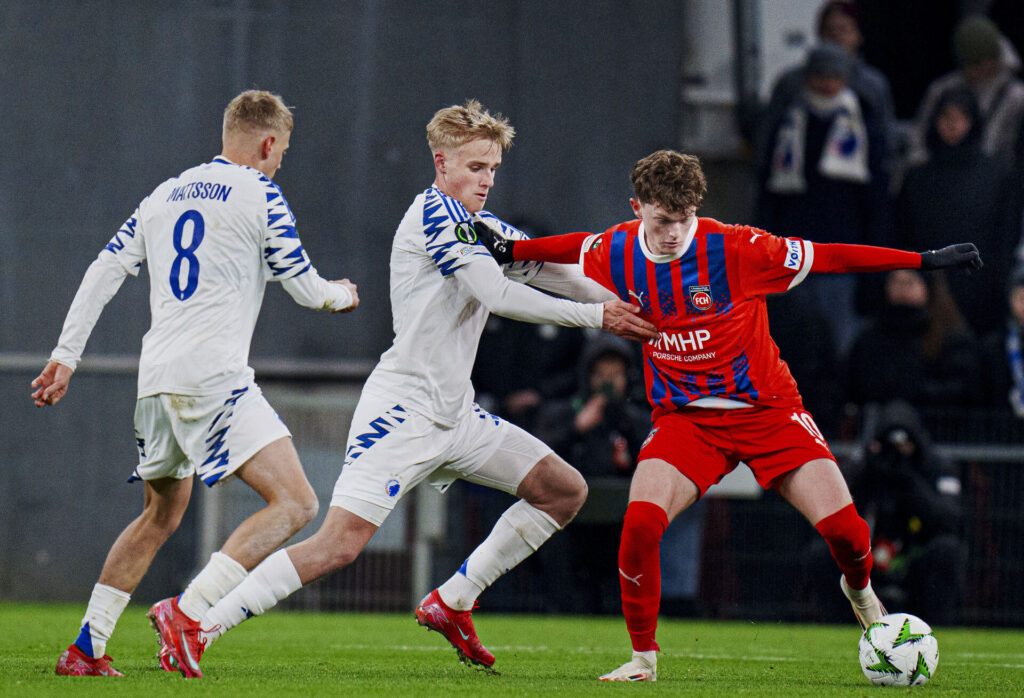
[361,186,603,427]
[51,155,351,397]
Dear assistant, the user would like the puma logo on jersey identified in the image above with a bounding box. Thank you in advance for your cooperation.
[619,568,643,586]
[629,289,646,304]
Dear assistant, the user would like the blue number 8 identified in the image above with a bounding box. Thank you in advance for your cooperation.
[169,210,204,301]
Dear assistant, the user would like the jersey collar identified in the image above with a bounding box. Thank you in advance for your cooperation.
[637,216,698,263]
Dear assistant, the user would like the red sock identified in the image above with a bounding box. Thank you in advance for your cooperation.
[619,501,668,652]
[815,503,872,590]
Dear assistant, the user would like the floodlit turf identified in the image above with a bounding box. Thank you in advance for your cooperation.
[2,602,1022,696]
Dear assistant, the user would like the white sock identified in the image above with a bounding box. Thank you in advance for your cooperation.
[438,500,559,611]
[634,649,657,667]
[177,551,248,622]
[76,583,131,658]
[200,549,302,646]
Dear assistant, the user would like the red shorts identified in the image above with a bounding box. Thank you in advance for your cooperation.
[637,403,834,495]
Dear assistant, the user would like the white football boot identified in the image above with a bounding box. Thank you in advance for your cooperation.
[841,576,887,630]
[598,650,657,682]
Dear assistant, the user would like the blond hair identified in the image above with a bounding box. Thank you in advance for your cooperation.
[426,99,515,153]
[631,150,707,214]
[223,90,294,137]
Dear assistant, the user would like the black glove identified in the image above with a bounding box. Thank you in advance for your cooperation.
[919,243,983,274]
[471,217,516,264]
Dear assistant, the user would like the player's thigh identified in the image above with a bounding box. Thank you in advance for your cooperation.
[233,435,314,505]
[173,384,292,487]
[773,457,853,525]
[133,395,191,482]
[450,409,552,496]
[629,458,701,522]
[331,398,449,527]
[636,412,732,503]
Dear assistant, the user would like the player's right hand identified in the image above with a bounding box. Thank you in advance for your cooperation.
[602,300,660,342]
[31,360,73,407]
[330,279,359,313]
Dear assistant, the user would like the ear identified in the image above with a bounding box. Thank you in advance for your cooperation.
[629,198,642,218]
[260,134,276,160]
[434,151,447,174]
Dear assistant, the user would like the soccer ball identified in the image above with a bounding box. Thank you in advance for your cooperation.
[859,612,939,686]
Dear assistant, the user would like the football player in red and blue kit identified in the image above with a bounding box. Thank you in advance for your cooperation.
[476,149,981,682]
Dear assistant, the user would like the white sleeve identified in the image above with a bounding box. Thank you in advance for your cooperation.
[526,261,617,303]
[49,251,129,371]
[454,254,603,329]
[280,267,354,311]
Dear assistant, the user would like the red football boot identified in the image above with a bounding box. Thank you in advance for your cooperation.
[415,589,495,668]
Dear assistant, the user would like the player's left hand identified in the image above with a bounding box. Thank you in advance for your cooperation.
[471,216,516,264]
[31,360,73,407]
[919,243,983,274]
[330,279,359,313]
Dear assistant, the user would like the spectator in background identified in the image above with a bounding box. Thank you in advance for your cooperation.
[756,41,890,353]
[982,265,1024,419]
[852,401,966,625]
[906,15,1024,171]
[762,1,896,166]
[802,401,965,625]
[895,86,1018,337]
[534,335,650,479]
[472,317,585,432]
[533,336,651,614]
[846,269,982,409]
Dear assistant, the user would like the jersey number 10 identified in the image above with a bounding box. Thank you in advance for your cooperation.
[170,210,204,301]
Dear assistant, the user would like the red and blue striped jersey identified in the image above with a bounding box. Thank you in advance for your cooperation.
[581,217,814,419]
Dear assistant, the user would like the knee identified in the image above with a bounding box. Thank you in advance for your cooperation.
[815,503,870,556]
[141,504,185,540]
[622,501,669,547]
[275,488,320,533]
[289,491,320,531]
[563,469,588,517]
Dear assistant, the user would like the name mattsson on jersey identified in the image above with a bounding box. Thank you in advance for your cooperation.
[648,329,715,363]
[166,181,233,203]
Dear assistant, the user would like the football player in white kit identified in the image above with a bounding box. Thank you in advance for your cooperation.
[157,100,660,677]
[33,90,358,677]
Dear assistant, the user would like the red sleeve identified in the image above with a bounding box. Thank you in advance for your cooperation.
[512,232,591,264]
[811,243,923,274]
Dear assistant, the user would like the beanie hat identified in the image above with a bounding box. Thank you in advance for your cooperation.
[953,15,1001,67]
[805,41,852,79]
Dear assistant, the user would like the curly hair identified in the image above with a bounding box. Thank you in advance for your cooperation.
[630,150,706,214]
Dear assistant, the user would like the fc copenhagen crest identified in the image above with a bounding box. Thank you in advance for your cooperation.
[688,285,713,312]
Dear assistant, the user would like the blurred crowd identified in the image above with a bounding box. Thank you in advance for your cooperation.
[469,2,1024,619]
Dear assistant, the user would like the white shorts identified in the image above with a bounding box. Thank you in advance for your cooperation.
[131,383,291,487]
[331,395,551,526]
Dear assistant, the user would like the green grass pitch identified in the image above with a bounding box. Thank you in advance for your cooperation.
[2,602,1022,696]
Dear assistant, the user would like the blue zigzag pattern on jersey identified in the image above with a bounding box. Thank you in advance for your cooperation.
[104,214,138,255]
[262,179,308,277]
[422,188,477,277]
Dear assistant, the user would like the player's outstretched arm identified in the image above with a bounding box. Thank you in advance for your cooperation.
[31,361,73,407]
[472,216,590,265]
[811,241,983,275]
